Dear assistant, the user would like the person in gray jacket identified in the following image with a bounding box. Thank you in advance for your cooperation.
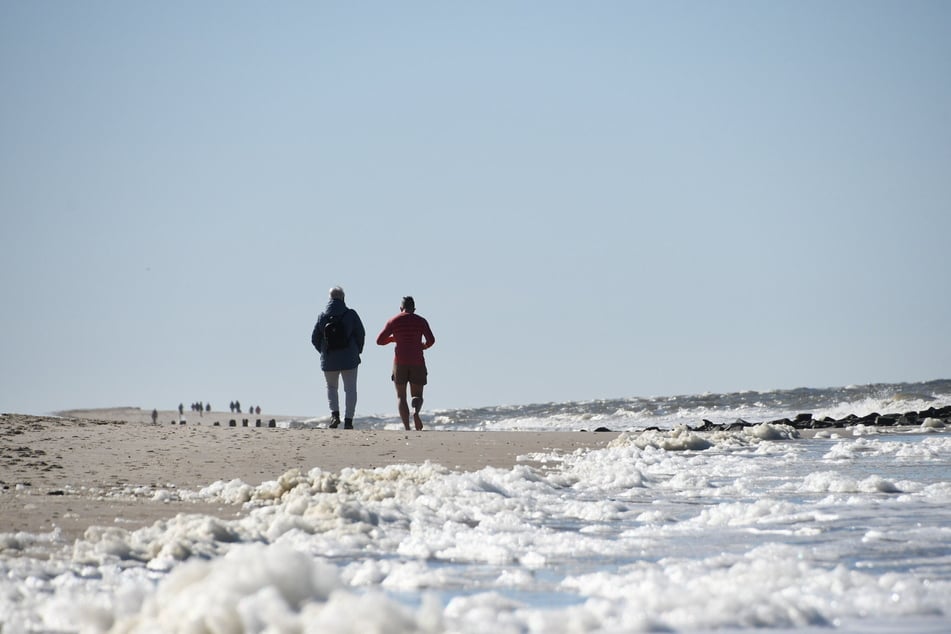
[311,286,366,429]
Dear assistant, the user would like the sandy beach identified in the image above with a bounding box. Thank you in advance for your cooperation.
[0,409,619,542]
[3,398,950,632]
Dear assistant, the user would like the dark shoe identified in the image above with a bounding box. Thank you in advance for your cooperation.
[329,411,340,429]
[344,418,353,429]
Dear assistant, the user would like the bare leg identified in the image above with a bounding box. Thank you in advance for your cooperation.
[395,381,411,430]
[410,384,424,431]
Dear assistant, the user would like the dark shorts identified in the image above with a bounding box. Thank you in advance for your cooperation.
[392,363,428,385]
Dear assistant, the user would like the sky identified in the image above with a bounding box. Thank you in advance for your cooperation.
[2,1,949,418]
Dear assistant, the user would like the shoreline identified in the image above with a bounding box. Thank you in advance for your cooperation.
[0,412,620,541]
[3,405,947,543]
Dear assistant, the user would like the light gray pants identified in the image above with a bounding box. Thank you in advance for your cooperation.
[324,368,358,419]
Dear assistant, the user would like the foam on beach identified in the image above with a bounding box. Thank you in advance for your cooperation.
[4,381,951,632]
[5,427,948,633]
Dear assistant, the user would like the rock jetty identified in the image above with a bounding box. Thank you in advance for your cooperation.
[677,405,951,433]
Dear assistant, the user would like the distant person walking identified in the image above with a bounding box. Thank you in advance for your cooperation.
[311,286,366,429]
[376,296,435,430]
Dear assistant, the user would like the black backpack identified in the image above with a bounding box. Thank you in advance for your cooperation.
[323,311,351,350]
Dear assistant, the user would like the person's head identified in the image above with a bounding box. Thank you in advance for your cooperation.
[329,286,345,301]
[401,296,415,313]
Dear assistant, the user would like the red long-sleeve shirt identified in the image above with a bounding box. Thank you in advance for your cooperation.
[376,312,435,366]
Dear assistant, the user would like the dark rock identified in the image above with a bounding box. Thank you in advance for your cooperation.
[898,412,918,425]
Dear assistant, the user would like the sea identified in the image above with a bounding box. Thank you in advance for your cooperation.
[3,379,951,633]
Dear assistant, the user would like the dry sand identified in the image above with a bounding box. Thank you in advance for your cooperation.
[0,409,619,542]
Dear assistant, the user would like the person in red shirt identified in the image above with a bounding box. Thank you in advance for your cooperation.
[376,296,435,430]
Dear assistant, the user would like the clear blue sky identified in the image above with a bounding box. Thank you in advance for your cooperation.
[2,1,949,417]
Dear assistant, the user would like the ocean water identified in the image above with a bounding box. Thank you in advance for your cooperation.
[3,379,951,633]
